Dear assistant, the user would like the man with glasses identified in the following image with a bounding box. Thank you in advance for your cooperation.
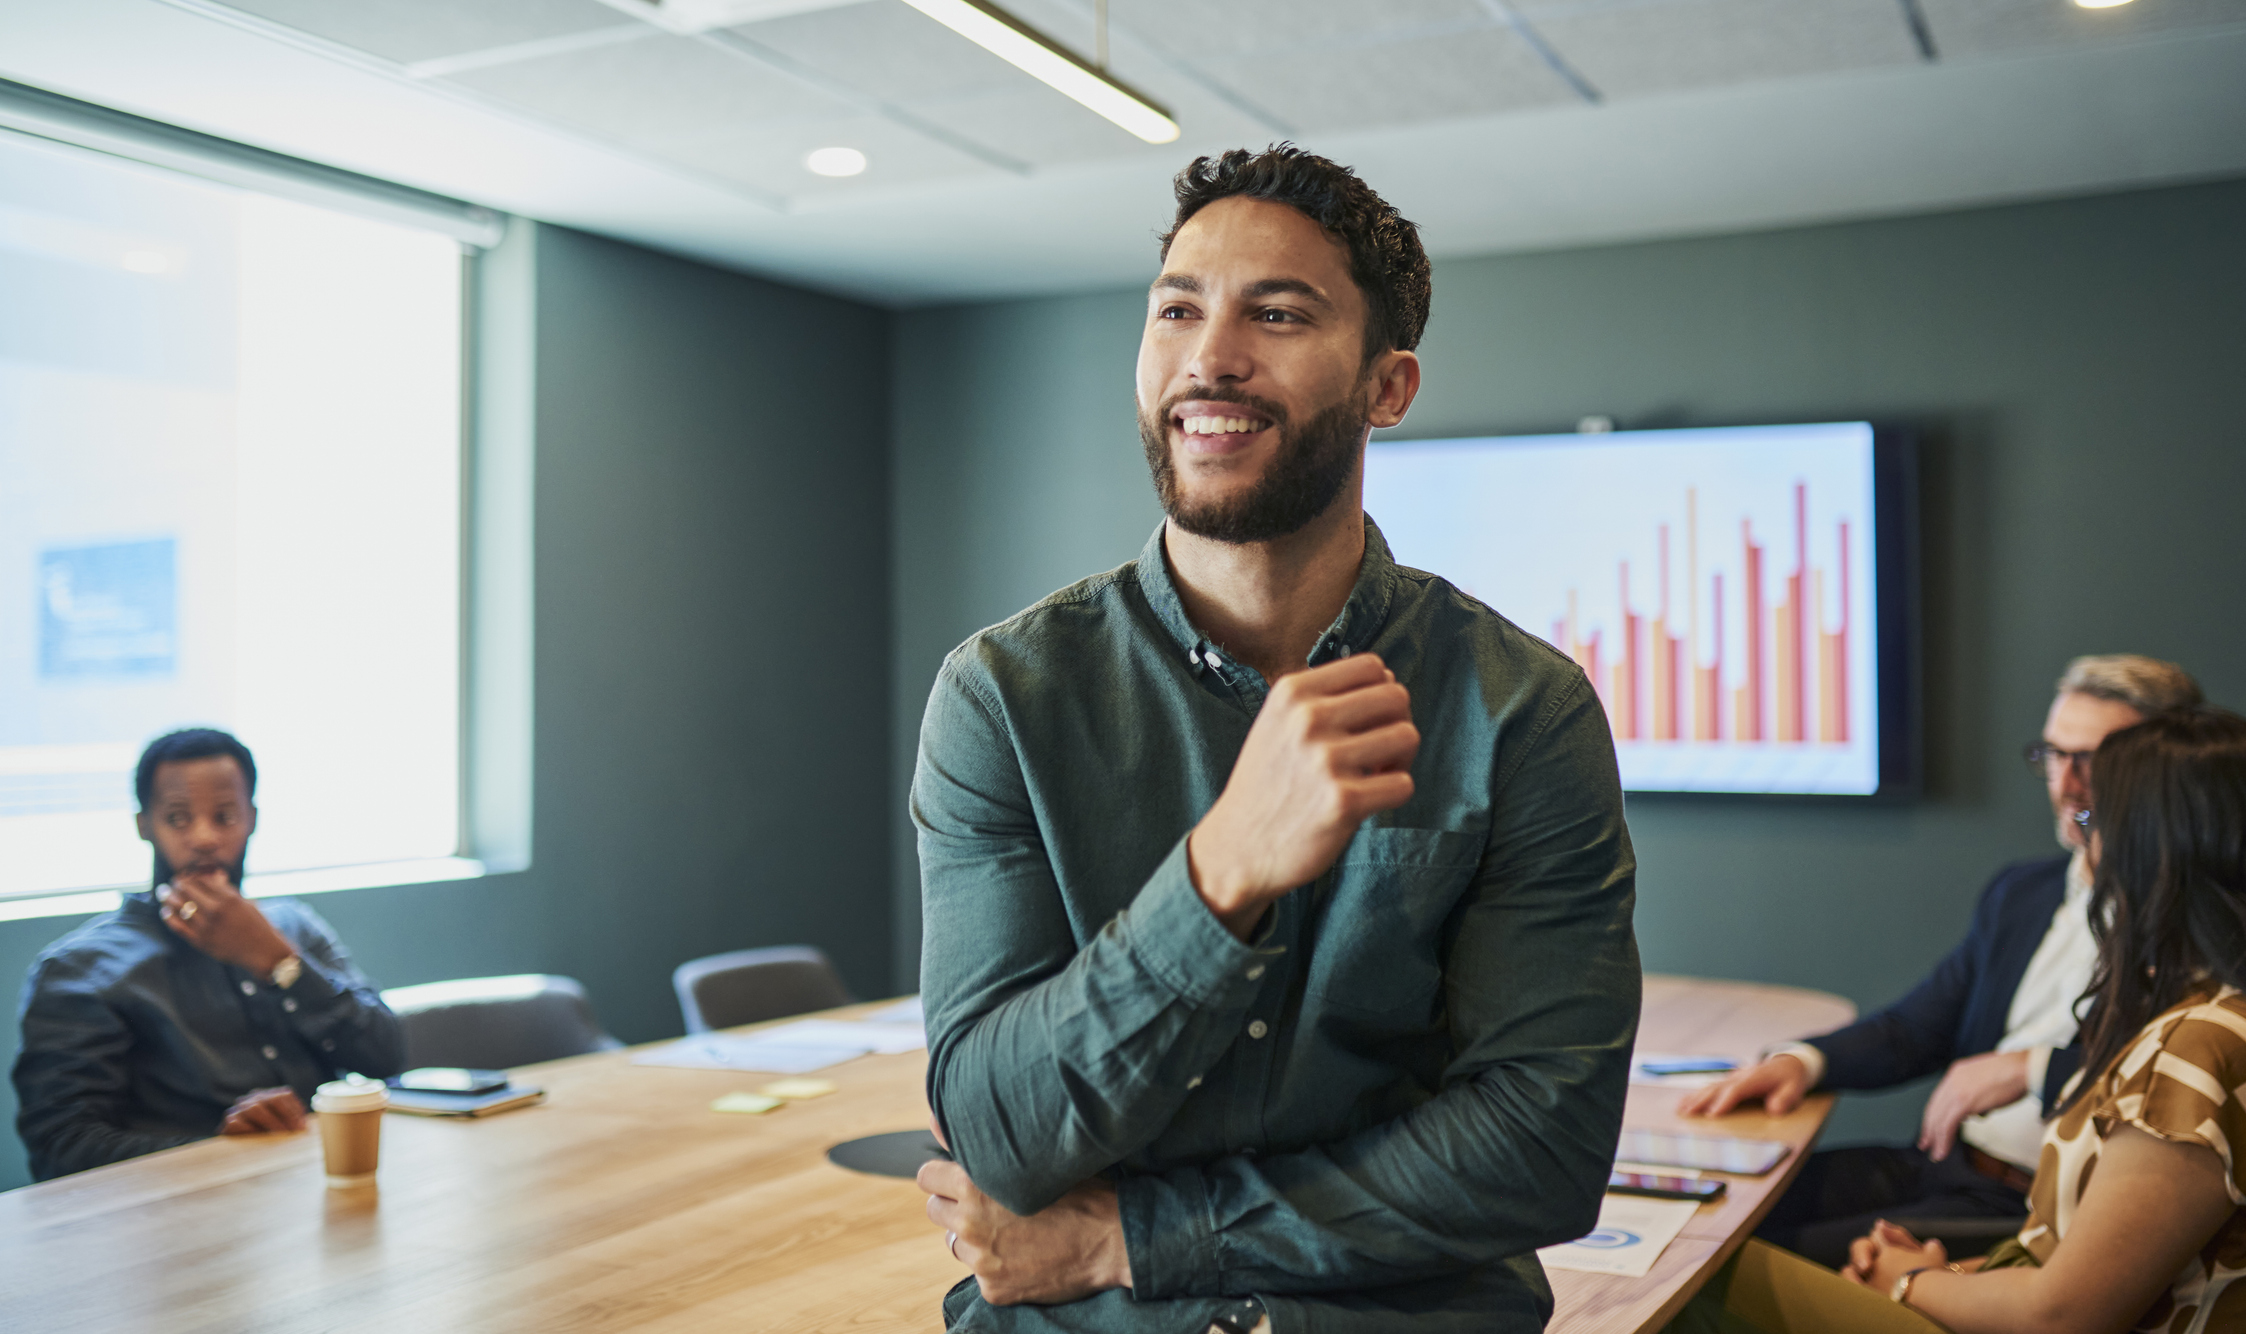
[1678,655,2202,1268]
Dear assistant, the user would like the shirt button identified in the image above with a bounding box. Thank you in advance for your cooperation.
[282,999,297,1013]
[1247,1020,1269,1039]
[1246,965,1265,981]
[261,1045,279,1061]
[240,980,257,996]
[1186,1075,1203,1090]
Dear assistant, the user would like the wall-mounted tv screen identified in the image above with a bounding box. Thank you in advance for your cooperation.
[1365,422,1916,796]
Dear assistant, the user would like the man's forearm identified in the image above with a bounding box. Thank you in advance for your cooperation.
[928,838,1266,1214]
[1118,1054,1626,1299]
[27,1114,200,1182]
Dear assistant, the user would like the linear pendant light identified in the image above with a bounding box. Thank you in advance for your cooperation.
[898,0,1180,144]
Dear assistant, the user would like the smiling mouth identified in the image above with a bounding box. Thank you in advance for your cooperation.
[1178,415,1268,436]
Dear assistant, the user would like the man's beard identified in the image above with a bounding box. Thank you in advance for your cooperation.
[1140,384,1366,544]
[152,849,248,892]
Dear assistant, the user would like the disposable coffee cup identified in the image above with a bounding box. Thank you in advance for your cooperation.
[311,1075,388,1187]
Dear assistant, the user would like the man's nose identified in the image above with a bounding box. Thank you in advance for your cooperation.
[1184,318,1252,385]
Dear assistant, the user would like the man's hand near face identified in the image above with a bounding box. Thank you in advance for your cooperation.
[920,1158,1133,1306]
[219,1086,308,1135]
[1188,653,1418,938]
[159,871,295,976]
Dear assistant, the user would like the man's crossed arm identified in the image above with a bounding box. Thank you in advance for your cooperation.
[914,656,1639,1306]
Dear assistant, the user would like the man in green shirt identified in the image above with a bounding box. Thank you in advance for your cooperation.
[915,146,1640,1333]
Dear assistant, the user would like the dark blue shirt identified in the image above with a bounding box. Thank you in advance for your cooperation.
[13,891,405,1181]
[915,517,1641,1332]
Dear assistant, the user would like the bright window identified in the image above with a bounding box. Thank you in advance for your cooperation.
[0,129,465,901]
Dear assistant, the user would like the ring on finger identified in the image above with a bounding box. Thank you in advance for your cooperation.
[178,900,198,921]
[947,1230,960,1260]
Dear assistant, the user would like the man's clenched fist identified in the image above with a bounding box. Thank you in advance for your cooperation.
[1189,653,1418,938]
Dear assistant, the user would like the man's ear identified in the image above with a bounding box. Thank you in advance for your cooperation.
[1365,349,1420,431]
[134,811,153,846]
[246,805,258,839]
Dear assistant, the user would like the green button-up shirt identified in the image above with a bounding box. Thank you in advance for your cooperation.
[915,516,1640,1333]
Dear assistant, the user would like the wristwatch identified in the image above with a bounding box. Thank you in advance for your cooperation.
[268,953,303,990]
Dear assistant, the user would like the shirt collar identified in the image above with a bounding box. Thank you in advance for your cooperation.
[1133,512,1399,685]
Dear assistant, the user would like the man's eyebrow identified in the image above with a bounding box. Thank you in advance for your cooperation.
[1241,277,1332,309]
[1151,273,1200,294]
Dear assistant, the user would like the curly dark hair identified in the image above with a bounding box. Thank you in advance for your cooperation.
[135,727,257,810]
[1158,144,1431,361]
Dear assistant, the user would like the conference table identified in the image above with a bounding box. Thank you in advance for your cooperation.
[0,975,1851,1332]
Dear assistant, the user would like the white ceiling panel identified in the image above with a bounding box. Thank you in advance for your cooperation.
[677,110,1004,197]
[221,0,629,65]
[1524,0,1924,99]
[1194,26,1582,132]
[1918,0,2246,59]
[1108,0,1493,56]
[438,31,863,174]
[730,1,1032,103]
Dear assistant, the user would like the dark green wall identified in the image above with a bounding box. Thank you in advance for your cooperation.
[888,178,2246,1144]
[0,223,893,1192]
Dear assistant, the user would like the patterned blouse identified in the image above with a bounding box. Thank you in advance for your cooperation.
[2020,985,2246,1333]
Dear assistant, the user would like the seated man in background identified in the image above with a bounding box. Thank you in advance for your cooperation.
[914,146,1639,1332]
[13,728,404,1180]
[1679,654,2202,1267]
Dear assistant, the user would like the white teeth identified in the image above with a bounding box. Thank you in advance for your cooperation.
[1181,416,1262,435]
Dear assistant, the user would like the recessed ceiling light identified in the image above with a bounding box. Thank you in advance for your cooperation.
[805,147,868,178]
[2073,0,2134,8]
[899,0,1179,144]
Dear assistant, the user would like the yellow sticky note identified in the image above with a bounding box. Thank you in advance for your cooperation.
[761,1077,838,1101]
[712,1092,783,1115]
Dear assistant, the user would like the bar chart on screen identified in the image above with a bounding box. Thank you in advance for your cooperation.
[1366,422,1881,794]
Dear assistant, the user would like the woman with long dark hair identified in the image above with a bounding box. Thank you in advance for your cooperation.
[1672,706,2246,1333]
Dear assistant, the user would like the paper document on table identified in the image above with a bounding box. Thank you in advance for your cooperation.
[866,996,923,1025]
[1537,1194,1702,1278]
[765,1019,927,1053]
[633,1034,874,1074]
[1629,1052,1739,1089]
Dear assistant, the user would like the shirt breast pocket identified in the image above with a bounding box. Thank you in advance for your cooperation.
[1304,826,1482,1020]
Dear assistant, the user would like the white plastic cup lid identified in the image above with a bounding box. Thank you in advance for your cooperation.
[311,1075,389,1114]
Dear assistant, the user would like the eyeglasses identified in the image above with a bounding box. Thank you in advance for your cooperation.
[2024,741,2095,779]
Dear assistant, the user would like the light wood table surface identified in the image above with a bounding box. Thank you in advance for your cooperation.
[0,978,1850,1332]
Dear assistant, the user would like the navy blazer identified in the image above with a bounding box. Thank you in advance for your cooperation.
[1807,855,2083,1114]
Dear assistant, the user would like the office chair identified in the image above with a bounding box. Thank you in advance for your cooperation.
[673,945,853,1034]
[381,973,623,1070]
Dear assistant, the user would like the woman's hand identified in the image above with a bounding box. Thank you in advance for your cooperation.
[1841,1219,1949,1295]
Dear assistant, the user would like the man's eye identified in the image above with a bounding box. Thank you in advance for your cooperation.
[1157,305,1193,320]
[1255,308,1300,324]
[215,811,235,826]
[166,812,188,827]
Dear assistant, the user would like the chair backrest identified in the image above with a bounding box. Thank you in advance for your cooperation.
[381,974,623,1070]
[673,946,853,1034]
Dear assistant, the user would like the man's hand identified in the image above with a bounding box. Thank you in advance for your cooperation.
[159,871,295,976]
[918,1159,1132,1306]
[220,1087,308,1136]
[1188,653,1417,937]
[1918,1049,2030,1161]
[1675,1053,1812,1118]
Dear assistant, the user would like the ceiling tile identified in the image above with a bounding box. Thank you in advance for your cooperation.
[683,112,1003,198]
[1917,0,2246,60]
[222,0,630,65]
[1521,0,1923,98]
[441,33,860,152]
[1108,0,1494,56]
[1188,24,1582,132]
[727,0,1032,102]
